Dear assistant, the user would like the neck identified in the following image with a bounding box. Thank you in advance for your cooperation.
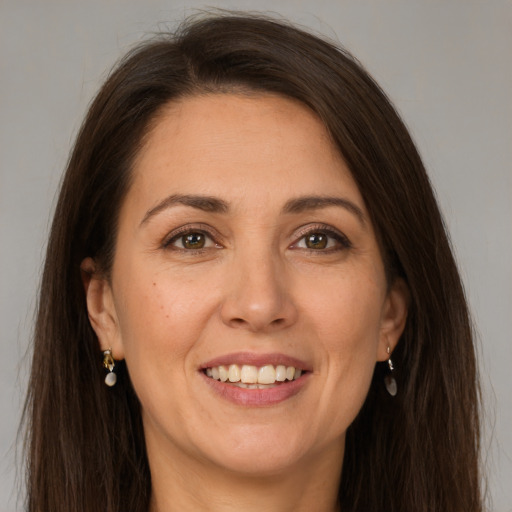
[146,435,343,512]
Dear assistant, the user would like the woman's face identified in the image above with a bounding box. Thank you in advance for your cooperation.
[86,93,408,478]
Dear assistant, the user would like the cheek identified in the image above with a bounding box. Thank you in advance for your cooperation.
[113,267,218,382]
[303,272,384,427]
[317,293,381,391]
[306,272,384,352]
[111,270,222,446]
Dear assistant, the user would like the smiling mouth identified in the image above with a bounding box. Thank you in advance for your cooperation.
[204,364,305,388]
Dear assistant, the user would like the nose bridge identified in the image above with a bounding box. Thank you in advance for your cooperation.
[220,242,296,332]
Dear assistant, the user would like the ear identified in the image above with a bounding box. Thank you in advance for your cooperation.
[377,278,409,362]
[81,257,125,360]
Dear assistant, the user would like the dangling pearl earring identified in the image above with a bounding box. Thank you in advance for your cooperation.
[103,348,117,387]
[384,346,397,396]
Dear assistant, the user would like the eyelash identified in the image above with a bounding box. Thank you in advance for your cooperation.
[291,224,352,252]
[162,224,222,252]
[162,223,351,253]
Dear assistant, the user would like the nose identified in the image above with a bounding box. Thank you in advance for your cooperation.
[220,249,298,333]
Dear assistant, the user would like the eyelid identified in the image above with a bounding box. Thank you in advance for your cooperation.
[162,223,223,250]
[161,222,350,252]
[290,223,352,250]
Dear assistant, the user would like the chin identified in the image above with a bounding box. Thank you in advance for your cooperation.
[211,447,304,476]
[196,424,320,476]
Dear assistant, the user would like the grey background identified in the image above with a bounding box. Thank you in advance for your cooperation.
[1,1,510,510]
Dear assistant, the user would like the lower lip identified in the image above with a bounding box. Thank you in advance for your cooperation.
[201,372,309,407]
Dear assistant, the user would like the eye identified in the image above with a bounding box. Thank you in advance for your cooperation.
[176,232,208,249]
[303,232,330,250]
[163,226,221,251]
[292,225,351,252]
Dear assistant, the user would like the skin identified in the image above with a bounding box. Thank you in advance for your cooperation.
[83,93,408,512]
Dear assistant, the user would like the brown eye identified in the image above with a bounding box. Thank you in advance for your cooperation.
[181,233,206,249]
[305,233,328,250]
[292,226,352,252]
[165,226,221,252]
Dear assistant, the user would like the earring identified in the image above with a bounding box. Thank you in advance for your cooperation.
[103,348,117,387]
[384,346,397,396]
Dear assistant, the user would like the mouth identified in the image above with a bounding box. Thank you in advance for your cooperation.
[203,363,305,388]
[200,353,310,406]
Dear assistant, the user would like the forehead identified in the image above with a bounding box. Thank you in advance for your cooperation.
[128,93,365,213]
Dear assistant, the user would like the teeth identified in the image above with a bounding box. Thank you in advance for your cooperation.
[240,365,258,383]
[228,364,240,382]
[205,364,304,384]
[231,382,279,389]
[258,365,276,384]
[218,365,228,382]
[275,365,287,382]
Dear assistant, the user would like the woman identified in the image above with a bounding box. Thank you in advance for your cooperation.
[23,13,483,512]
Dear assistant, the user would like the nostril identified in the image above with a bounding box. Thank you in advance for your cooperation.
[229,316,286,329]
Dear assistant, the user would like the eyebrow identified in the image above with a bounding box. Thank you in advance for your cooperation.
[140,194,229,226]
[283,196,366,225]
[140,193,366,227]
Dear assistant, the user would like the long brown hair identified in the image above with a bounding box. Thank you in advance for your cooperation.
[23,13,482,512]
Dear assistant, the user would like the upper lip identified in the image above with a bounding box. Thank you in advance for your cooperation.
[200,352,312,371]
